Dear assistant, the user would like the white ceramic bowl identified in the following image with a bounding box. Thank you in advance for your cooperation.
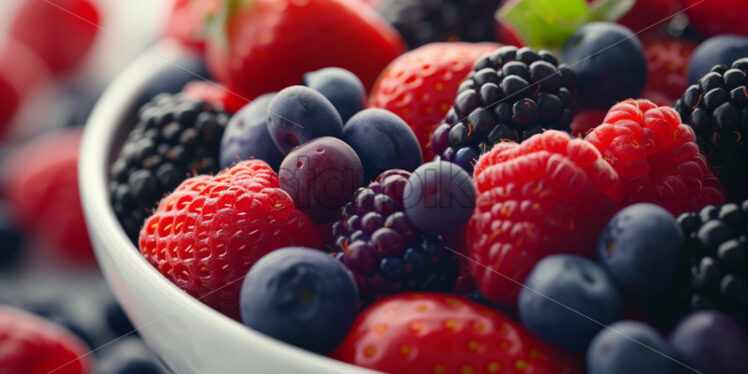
[79,42,378,374]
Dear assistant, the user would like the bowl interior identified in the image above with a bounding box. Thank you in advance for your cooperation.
[79,42,377,374]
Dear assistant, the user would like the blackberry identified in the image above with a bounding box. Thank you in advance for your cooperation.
[430,46,576,172]
[377,0,500,49]
[674,58,748,201]
[330,169,459,301]
[109,94,228,242]
[653,201,748,328]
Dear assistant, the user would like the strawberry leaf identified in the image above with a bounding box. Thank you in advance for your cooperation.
[588,0,636,23]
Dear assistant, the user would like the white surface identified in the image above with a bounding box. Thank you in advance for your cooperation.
[79,42,381,374]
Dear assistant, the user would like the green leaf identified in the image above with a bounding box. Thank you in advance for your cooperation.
[588,0,636,23]
[498,0,635,52]
[207,0,254,51]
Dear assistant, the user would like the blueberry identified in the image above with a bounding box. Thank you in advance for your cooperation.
[239,248,359,354]
[278,137,363,223]
[303,67,366,123]
[343,109,422,183]
[669,311,748,374]
[597,203,684,299]
[266,86,343,154]
[139,50,209,105]
[561,22,647,110]
[689,35,748,84]
[587,321,675,374]
[402,161,475,235]
[220,93,284,170]
[0,200,22,267]
[518,255,623,351]
[104,298,135,337]
[98,337,162,374]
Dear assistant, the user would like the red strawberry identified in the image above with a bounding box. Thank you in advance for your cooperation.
[0,306,92,374]
[615,0,678,34]
[333,293,578,373]
[205,0,404,101]
[683,0,748,38]
[139,160,322,319]
[2,129,93,263]
[164,0,220,54]
[468,131,621,305]
[642,38,696,106]
[9,0,100,76]
[368,42,500,160]
[584,99,724,216]
[182,80,247,114]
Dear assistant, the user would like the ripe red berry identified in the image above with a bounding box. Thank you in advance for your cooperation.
[642,38,697,106]
[584,99,724,216]
[468,131,621,305]
[683,0,748,38]
[2,129,94,262]
[182,80,247,114]
[164,0,220,54]
[139,160,322,319]
[333,293,579,374]
[368,42,500,160]
[0,306,92,374]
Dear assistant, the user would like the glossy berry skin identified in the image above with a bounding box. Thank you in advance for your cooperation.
[687,35,748,84]
[368,42,500,160]
[9,0,100,76]
[597,203,684,300]
[585,99,724,216]
[220,93,284,170]
[333,293,579,374]
[303,67,366,123]
[278,137,363,223]
[205,0,404,100]
[98,338,161,374]
[267,86,343,154]
[642,39,696,106]
[2,129,93,262]
[519,255,623,351]
[587,321,675,374]
[239,247,359,354]
[0,306,92,374]
[468,130,621,305]
[342,109,422,183]
[683,0,748,38]
[561,23,647,110]
[669,311,748,374]
[403,161,475,235]
[139,160,322,319]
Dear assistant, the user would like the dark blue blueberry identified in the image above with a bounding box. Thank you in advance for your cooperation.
[139,50,209,105]
[303,67,366,123]
[342,109,422,183]
[561,22,647,110]
[587,321,675,374]
[403,247,425,269]
[267,86,343,154]
[380,257,406,280]
[220,93,284,170]
[597,203,684,300]
[689,35,748,84]
[519,255,623,351]
[104,298,135,337]
[453,147,478,172]
[670,311,748,374]
[98,338,162,374]
[403,161,475,235]
[239,247,359,354]
[0,201,22,267]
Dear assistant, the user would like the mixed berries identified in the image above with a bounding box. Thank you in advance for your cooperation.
[10,0,748,372]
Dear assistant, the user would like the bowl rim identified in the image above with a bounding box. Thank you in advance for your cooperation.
[79,41,376,373]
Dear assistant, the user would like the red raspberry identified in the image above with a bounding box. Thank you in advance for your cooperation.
[139,160,322,319]
[468,131,621,305]
[2,129,93,262]
[642,39,696,106]
[0,306,92,374]
[584,99,724,216]
[368,42,500,160]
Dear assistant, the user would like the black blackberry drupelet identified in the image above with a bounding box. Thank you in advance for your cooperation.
[653,201,748,328]
[674,58,748,201]
[377,0,501,49]
[109,94,228,242]
[331,169,459,301]
[430,46,576,172]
